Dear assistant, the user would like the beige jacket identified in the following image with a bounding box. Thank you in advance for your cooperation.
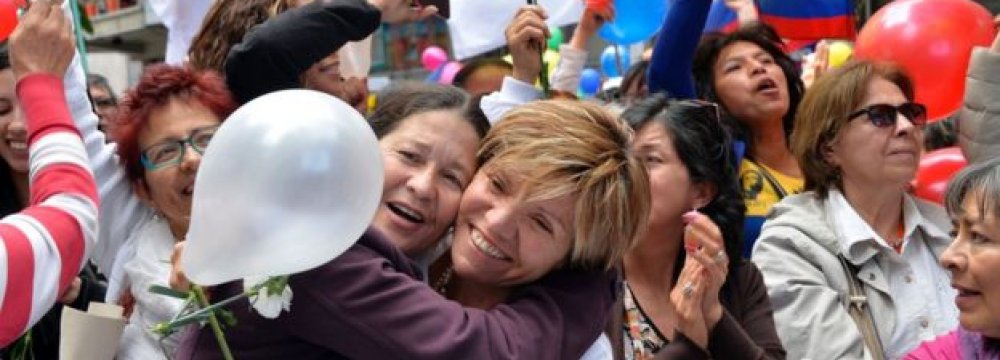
[959,47,1000,164]
[751,192,952,360]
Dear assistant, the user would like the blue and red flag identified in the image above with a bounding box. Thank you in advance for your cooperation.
[704,0,856,41]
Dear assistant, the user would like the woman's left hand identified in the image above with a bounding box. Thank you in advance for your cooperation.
[683,211,729,330]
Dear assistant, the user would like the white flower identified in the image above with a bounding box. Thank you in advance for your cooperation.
[244,276,293,319]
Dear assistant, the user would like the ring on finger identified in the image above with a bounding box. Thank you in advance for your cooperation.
[682,281,694,298]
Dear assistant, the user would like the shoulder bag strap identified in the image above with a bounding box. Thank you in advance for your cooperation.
[747,159,789,200]
[838,255,887,360]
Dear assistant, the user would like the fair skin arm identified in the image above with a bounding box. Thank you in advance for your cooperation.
[506,6,549,84]
[568,5,613,50]
[723,0,758,25]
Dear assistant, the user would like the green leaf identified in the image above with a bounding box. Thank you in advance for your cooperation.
[219,309,238,327]
[149,285,190,299]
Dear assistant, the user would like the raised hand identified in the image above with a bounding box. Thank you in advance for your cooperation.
[682,210,729,331]
[570,3,614,50]
[367,0,438,24]
[9,0,75,81]
[670,254,710,349]
[723,0,758,24]
[505,5,549,84]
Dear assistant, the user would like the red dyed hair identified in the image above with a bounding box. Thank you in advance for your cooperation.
[114,64,237,184]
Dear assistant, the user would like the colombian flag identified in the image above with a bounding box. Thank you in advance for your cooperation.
[704,0,856,40]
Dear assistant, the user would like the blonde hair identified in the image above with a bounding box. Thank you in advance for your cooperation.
[478,100,650,270]
[791,60,914,198]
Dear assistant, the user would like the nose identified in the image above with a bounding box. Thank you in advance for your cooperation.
[893,109,916,136]
[938,237,966,273]
[750,59,768,76]
[406,165,437,202]
[483,201,517,245]
[8,108,25,136]
[178,142,202,173]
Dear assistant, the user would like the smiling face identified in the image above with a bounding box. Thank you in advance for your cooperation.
[826,77,924,192]
[0,69,26,174]
[372,110,480,257]
[136,97,223,239]
[450,164,576,288]
[941,192,1000,338]
[712,41,789,127]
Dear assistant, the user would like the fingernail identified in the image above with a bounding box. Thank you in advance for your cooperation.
[682,210,699,224]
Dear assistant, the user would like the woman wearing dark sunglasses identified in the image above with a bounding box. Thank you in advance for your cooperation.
[752,60,957,360]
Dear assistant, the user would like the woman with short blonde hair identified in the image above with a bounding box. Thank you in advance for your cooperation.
[753,60,957,359]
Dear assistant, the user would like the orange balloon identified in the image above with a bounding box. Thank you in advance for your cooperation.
[912,147,967,205]
[0,0,16,42]
[855,0,996,122]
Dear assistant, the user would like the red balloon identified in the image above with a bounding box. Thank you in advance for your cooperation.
[854,0,996,122]
[0,0,15,42]
[912,147,967,205]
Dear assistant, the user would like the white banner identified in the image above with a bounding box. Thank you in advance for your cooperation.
[147,0,214,65]
[448,0,584,60]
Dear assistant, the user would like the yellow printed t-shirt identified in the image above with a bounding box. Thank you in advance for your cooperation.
[740,159,804,257]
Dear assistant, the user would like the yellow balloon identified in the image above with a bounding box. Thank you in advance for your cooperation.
[828,41,853,68]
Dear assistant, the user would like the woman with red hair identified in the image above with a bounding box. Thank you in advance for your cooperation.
[64,61,236,359]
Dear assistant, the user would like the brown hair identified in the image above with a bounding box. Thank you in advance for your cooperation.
[187,0,277,72]
[790,60,915,198]
[478,100,650,270]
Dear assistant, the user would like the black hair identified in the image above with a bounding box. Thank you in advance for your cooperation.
[0,41,19,216]
[369,82,490,139]
[621,93,745,269]
[451,57,513,90]
[692,22,804,155]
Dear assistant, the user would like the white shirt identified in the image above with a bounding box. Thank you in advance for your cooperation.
[826,190,957,359]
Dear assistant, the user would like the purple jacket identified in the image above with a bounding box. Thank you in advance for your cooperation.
[175,229,617,359]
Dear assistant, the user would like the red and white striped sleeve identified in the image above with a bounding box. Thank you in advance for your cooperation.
[0,74,99,347]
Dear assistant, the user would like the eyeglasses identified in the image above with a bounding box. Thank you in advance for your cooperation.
[140,125,220,170]
[93,97,116,108]
[847,102,927,128]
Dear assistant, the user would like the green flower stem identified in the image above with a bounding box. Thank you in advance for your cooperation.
[193,286,234,360]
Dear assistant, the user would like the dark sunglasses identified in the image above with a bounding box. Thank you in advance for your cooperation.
[847,102,927,128]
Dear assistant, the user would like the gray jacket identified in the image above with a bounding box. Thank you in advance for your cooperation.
[959,47,1000,164]
[751,192,952,360]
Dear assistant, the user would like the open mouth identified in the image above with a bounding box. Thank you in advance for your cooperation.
[470,227,512,261]
[755,78,778,93]
[182,184,194,196]
[388,202,425,224]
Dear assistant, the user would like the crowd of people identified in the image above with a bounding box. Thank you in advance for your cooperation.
[1,0,999,359]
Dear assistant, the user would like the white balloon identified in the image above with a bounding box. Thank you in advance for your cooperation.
[182,90,383,286]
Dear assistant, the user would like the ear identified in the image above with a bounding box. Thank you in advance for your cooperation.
[822,139,839,167]
[691,181,718,210]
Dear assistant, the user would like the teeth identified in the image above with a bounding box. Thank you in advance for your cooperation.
[471,228,509,260]
[8,141,26,151]
[389,203,424,222]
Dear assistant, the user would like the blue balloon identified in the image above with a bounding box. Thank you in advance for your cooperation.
[600,45,631,78]
[598,0,669,44]
[579,68,602,96]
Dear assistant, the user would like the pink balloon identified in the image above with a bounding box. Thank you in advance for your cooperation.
[438,61,463,85]
[421,46,449,71]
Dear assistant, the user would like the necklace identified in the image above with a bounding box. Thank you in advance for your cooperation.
[434,266,454,295]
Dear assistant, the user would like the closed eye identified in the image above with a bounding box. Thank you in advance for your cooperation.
[533,214,554,235]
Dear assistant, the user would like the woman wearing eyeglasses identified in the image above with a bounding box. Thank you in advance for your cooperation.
[57,61,237,359]
[751,60,957,360]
